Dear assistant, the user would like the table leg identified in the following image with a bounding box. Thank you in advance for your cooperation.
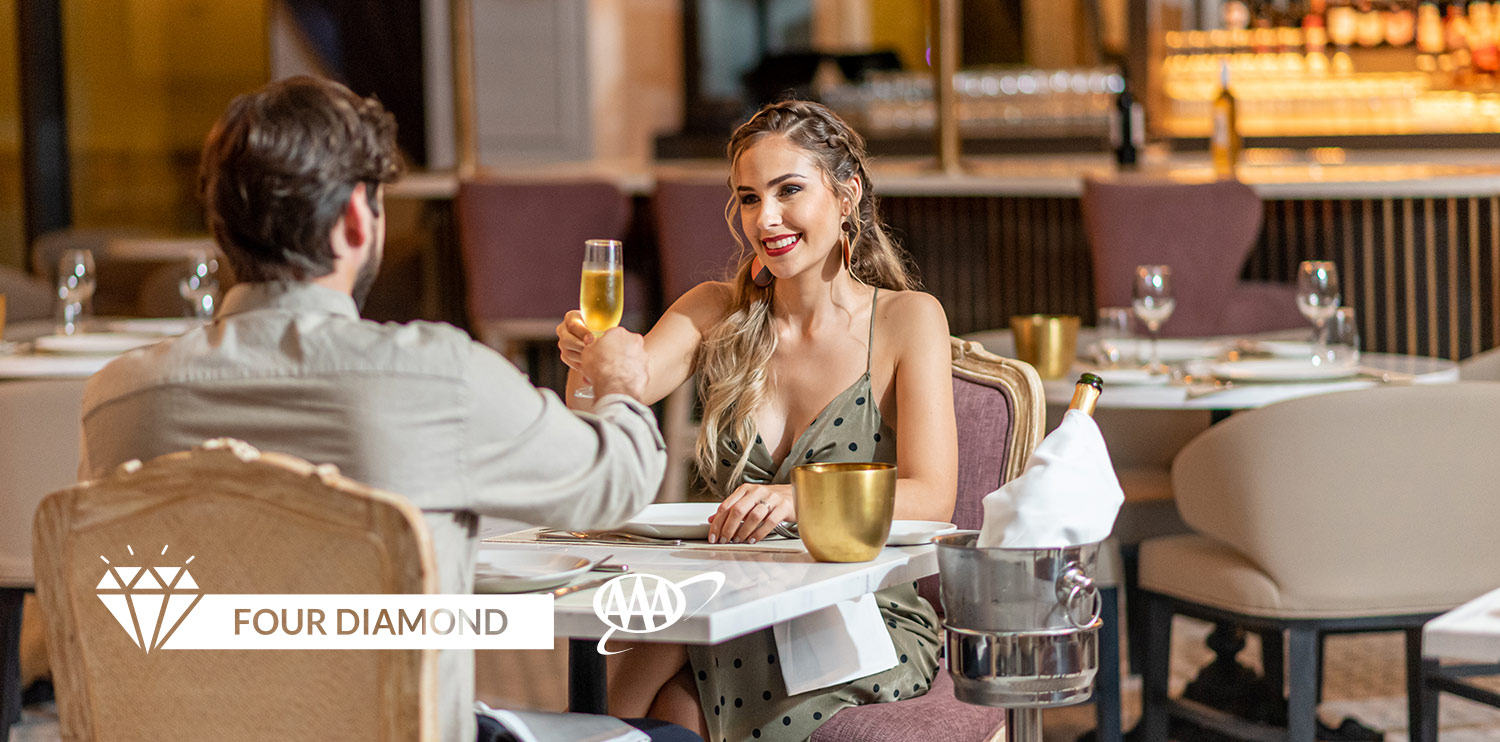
[568,638,608,714]
[2,588,24,733]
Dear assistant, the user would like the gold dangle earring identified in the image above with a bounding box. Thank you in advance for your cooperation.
[840,218,856,271]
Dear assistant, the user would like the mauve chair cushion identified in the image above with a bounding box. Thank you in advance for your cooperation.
[809,663,1005,742]
[456,180,632,322]
[917,374,1014,614]
[653,179,738,304]
[1083,178,1302,337]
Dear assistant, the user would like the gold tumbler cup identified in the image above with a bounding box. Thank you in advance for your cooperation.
[791,462,896,562]
[1009,314,1080,379]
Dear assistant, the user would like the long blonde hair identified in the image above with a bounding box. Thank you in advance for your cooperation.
[695,100,918,491]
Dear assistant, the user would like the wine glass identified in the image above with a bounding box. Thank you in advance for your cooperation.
[56,248,97,335]
[1131,265,1176,373]
[178,248,220,321]
[1296,260,1342,357]
[573,239,624,399]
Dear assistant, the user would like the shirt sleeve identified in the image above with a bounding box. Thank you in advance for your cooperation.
[461,342,667,528]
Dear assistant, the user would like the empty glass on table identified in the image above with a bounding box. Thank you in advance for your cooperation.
[178,248,220,320]
[1131,265,1175,373]
[1094,307,1133,367]
[56,248,97,335]
[1324,306,1360,366]
[1296,260,1342,358]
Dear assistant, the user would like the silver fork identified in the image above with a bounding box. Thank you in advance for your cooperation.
[537,529,684,546]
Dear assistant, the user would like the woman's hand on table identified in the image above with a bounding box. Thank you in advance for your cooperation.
[709,483,795,544]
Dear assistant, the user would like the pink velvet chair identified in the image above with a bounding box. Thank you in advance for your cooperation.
[455,179,639,360]
[810,339,1045,742]
[1081,179,1305,337]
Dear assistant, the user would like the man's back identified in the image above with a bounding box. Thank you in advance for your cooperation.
[79,281,667,741]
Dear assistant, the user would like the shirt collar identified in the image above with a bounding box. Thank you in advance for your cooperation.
[219,281,360,320]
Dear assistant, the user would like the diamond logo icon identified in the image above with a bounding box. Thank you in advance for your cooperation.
[96,545,202,652]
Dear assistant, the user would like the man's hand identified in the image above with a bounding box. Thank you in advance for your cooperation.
[581,327,649,401]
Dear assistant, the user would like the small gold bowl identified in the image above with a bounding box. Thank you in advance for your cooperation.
[791,462,896,562]
[1010,314,1080,379]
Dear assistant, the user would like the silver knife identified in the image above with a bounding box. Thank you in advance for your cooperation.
[550,573,625,598]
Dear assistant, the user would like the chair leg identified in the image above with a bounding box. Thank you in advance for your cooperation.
[1286,626,1320,742]
[1120,544,1146,675]
[1139,592,1173,742]
[1405,627,1439,742]
[1094,586,1123,742]
[1,588,23,732]
[1260,628,1284,697]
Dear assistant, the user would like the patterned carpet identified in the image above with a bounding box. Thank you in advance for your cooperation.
[11,616,1500,741]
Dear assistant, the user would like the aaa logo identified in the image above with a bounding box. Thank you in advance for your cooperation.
[591,572,724,655]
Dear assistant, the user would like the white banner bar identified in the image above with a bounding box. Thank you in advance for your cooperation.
[155,595,554,650]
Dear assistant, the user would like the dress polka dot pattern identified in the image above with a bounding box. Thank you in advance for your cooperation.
[694,289,940,742]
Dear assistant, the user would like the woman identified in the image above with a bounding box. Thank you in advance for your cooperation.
[557,100,957,741]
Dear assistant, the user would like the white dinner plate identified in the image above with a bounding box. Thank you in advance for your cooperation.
[1209,359,1359,383]
[473,551,593,593]
[1082,367,1170,386]
[620,502,718,539]
[103,318,199,337]
[33,333,162,355]
[886,521,958,546]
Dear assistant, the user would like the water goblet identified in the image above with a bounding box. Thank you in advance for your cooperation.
[178,248,220,320]
[574,239,624,399]
[56,248,97,335]
[1296,260,1342,357]
[1131,265,1176,373]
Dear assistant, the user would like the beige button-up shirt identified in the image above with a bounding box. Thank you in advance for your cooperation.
[80,281,667,742]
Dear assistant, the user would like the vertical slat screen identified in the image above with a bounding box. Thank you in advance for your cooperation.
[883,193,1499,360]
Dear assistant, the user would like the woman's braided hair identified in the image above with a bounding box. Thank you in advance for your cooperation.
[694,99,917,492]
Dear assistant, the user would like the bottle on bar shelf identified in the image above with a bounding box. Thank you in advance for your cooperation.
[1417,0,1446,54]
[1069,373,1103,417]
[1210,61,1241,179]
[1111,77,1144,170]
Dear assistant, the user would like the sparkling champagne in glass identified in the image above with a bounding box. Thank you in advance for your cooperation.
[574,239,623,399]
[1131,265,1175,373]
[1296,260,1341,358]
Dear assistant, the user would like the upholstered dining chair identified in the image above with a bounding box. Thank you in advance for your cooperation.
[32,439,439,742]
[456,179,638,363]
[809,338,1050,742]
[651,178,740,500]
[1081,178,1305,337]
[0,379,86,735]
[1138,383,1500,742]
[0,267,54,324]
[1458,345,1500,380]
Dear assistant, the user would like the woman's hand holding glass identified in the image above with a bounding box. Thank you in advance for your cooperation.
[709,483,796,545]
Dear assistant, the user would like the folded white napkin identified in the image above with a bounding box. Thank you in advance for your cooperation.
[475,702,649,742]
[772,594,899,695]
[977,409,1125,548]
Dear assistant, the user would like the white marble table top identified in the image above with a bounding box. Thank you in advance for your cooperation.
[1424,585,1500,663]
[964,329,1459,411]
[475,539,938,646]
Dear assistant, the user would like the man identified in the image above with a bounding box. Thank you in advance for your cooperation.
[79,76,687,742]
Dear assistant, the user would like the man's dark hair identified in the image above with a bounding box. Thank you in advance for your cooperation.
[199,75,404,283]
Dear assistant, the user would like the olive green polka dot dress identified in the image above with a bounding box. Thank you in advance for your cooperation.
[692,289,941,742]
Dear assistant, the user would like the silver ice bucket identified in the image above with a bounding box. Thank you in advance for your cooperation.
[934,531,1102,708]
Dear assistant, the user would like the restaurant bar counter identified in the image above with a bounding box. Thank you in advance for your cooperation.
[400,149,1500,361]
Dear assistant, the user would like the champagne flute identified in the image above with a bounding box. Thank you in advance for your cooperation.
[56,248,97,336]
[1296,260,1341,359]
[1131,265,1175,374]
[178,248,220,321]
[574,239,624,399]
